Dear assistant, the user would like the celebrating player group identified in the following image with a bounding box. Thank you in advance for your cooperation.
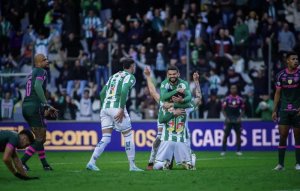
[1,51,300,181]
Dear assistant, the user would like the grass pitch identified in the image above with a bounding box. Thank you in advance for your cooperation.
[0,151,300,191]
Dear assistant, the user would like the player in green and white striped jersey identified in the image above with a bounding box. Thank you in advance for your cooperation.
[87,57,143,172]
[141,66,199,170]
[144,67,201,170]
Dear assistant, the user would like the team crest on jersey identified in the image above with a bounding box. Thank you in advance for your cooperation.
[178,83,186,89]
[288,79,293,84]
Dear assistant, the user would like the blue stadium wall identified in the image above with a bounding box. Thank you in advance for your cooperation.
[0,121,295,151]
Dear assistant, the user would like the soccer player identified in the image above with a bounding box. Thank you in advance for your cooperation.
[0,129,39,180]
[86,57,143,171]
[153,98,194,170]
[221,84,245,156]
[21,54,58,171]
[272,52,300,171]
[144,67,201,170]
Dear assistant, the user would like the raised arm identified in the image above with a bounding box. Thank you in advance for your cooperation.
[144,67,160,103]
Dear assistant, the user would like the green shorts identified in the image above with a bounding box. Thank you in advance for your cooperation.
[22,102,46,128]
[224,122,241,135]
[278,111,300,128]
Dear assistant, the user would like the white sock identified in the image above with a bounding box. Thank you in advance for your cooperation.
[186,137,192,153]
[89,133,111,165]
[153,162,164,170]
[124,131,135,168]
[148,136,161,163]
[192,154,196,167]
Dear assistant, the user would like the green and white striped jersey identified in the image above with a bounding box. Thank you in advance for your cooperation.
[102,71,136,109]
[158,102,197,142]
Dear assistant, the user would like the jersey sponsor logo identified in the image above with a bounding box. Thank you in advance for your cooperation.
[232,101,236,105]
[167,120,175,132]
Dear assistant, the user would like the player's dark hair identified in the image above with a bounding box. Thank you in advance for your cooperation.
[286,51,298,59]
[167,65,179,72]
[84,89,89,94]
[121,57,134,69]
[19,129,34,144]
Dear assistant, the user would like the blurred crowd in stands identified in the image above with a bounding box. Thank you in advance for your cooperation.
[1,0,299,121]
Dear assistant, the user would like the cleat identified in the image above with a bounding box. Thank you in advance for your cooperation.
[43,165,53,171]
[220,152,226,156]
[147,162,154,170]
[22,163,30,171]
[86,163,100,171]
[163,160,171,170]
[182,162,195,170]
[236,151,243,156]
[129,166,144,172]
[295,164,300,170]
[273,164,285,171]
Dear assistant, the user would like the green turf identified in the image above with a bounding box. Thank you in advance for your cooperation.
[0,151,300,191]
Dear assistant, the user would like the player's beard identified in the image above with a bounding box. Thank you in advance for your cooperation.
[169,77,178,84]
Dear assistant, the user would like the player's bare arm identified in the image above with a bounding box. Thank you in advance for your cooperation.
[272,88,281,121]
[144,67,160,103]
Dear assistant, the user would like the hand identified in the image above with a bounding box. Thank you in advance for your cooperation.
[177,88,185,94]
[173,109,186,117]
[172,95,184,103]
[48,106,59,118]
[44,105,59,118]
[163,102,173,109]
[14,172,39,181]
[193,72,199,82]
[144,66,151,77]
[114,108,125,123]
[272,112,277,121]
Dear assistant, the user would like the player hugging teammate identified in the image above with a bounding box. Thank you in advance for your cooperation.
[145,66,201,170]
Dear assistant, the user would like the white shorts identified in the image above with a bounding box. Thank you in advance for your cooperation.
[155,141,192,165]
[100,108,132,132]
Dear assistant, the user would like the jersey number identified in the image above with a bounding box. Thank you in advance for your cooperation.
[26,80,32,96]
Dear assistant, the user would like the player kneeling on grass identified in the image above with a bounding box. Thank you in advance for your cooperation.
[153,97,195,170]
[0,129,39,180]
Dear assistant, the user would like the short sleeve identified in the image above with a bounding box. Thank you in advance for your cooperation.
[35,68,47,81]
[124,74,136,89]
